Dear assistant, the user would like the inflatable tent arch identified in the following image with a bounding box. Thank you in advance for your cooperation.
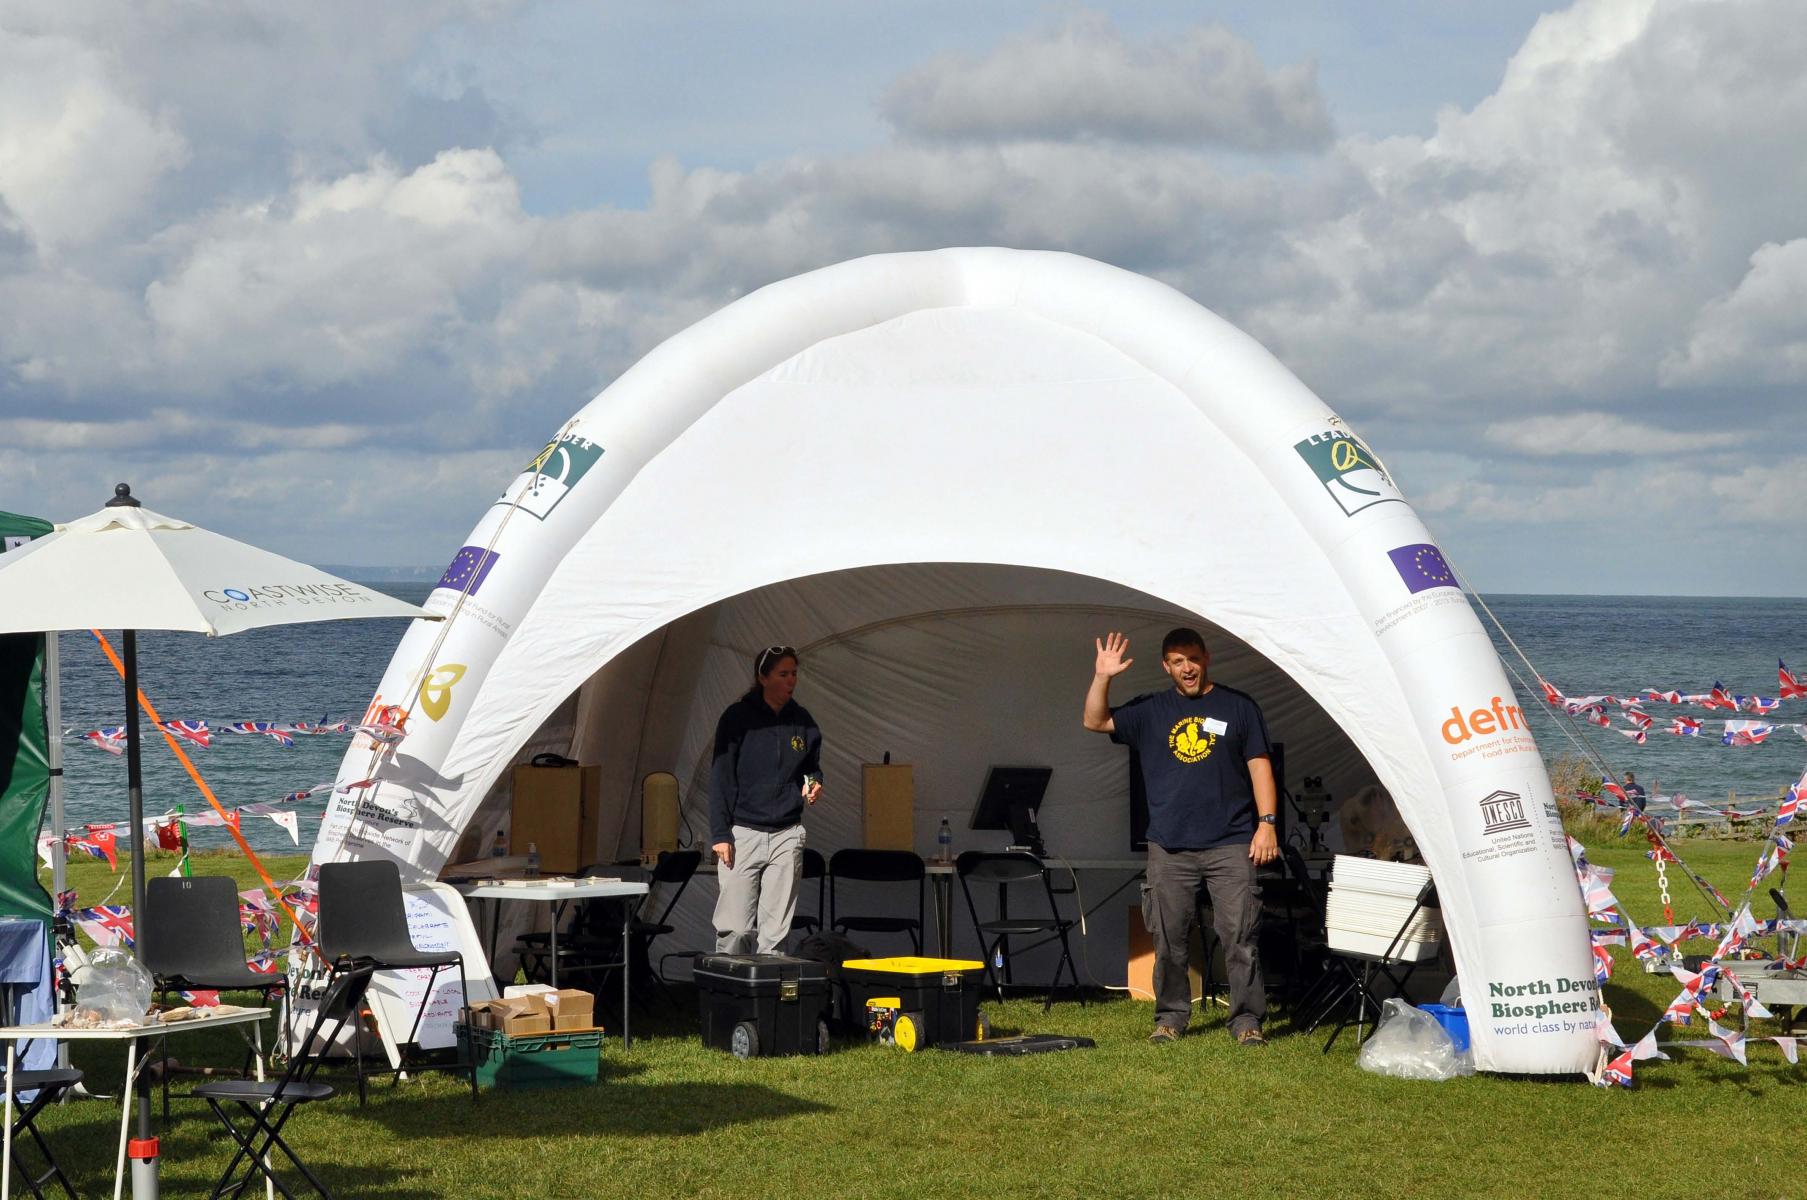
[316,247,1596,1074]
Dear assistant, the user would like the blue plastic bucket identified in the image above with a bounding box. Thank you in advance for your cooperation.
[1417,1003,1470,1053]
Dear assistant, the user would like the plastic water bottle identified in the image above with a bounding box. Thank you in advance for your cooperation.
[526,843,541,879]
[491,829,507,858]
[937,818,953,863]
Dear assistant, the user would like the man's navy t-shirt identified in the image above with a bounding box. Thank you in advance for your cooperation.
[1110,685,1271,851]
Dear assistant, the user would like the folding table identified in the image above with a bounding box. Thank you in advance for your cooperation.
[457,879,649,1047]
[0,1007,268,1199]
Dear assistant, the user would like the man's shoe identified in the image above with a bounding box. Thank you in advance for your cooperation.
[1235,1027,1267,1047]
[1148,1025,1181,1044]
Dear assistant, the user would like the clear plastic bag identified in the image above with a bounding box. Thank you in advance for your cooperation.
[1357,998,1474,1081]
[76,948,155,1024]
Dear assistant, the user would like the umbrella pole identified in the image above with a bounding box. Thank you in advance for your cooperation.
[122,630,159,1200]
[45,633,71,1070]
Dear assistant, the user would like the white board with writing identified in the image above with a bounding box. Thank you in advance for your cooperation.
[365,882,498,1067]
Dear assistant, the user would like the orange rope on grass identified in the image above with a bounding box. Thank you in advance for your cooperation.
[90,629,312,943]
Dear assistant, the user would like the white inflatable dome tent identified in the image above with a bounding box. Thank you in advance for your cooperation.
[315,248,1597,1074]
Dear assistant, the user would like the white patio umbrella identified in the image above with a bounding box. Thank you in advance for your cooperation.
[0,483,441,1198]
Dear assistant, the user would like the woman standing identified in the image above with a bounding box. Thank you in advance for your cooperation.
[710,645,823,954]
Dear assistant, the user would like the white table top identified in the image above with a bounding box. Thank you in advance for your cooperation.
[455,878,650,902]
[0,1007,268,1042]
[923,856,1147,874]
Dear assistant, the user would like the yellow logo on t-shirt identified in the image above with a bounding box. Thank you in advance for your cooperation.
[1168,717,1216,764]
[790,734,806,752]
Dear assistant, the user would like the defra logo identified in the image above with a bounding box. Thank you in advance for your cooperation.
[1438,696,1537,763]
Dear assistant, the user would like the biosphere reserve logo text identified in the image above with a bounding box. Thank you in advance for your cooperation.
[1294,431,1403,517]
[1168,717,1217,764]
[203,582,371,610]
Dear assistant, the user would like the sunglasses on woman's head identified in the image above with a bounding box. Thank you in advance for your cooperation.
[757,645,798,673]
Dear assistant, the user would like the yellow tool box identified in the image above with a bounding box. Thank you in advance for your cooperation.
[842,957,988,1051]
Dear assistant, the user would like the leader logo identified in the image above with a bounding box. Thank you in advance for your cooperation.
[1294,431,1403,517]
[496,432,605,520]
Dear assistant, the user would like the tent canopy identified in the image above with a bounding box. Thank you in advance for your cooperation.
[0,509,55,929]
[316,248,1593,1073]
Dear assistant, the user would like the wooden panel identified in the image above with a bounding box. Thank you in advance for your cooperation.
[1125,904,1211,1002]
[861,763,915,850]
[510,764,602,875]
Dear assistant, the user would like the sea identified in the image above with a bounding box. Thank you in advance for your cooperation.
[45,589,1807,858]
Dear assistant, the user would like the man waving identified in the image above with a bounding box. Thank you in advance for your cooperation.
[1084,628,1277,1046]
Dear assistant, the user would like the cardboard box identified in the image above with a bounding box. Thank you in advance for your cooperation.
[545,989,595,1031]
[861,763,914,851]
[466,996,552,1036]
[510,764,604,875]
[1125,904,1214,1002]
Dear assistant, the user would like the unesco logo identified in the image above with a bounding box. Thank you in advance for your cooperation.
[1479,789,1531,836]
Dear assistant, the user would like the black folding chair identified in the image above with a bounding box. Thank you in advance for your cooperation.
[315,861,476,1103]
[192,958,374,1200]
[787,848,829,944]
[630,850,702,1005]
[1308,879,1440,1053]
[956,850,1084,1012]
[517,851,702,1010]
[4,1066,84,1199]
[1253,846,1330,1009]
[142,876,286,1115]
[830,849,925,954]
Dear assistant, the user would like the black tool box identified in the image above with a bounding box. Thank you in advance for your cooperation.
[695,954,832,1058]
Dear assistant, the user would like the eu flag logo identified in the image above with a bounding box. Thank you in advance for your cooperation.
[1387,543,1457,594]
[435,546,501,596]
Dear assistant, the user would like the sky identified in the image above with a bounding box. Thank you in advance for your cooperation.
[1,0,1803,595]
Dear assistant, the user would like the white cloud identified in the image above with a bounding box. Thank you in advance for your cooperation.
[1663,238,1807,386]
[880,14,1332,151]
[1,0,1803,593]
[143,149,531,394]
[1482,412,1748,457]
[0,29,189,250]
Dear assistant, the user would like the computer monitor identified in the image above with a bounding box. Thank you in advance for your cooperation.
[970,766,1053,855]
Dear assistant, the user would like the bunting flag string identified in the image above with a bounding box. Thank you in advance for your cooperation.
[1540,669,1807,746]
[35,781,340,871]
[63,717,363,753]
[58,886,304,973]
[1578,760,1807,1087]
[1568,791,1775,824]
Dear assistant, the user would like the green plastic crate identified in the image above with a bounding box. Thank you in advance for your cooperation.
[456,1023,603,1090]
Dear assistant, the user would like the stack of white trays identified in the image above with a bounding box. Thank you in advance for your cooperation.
[1325,855,1442,962]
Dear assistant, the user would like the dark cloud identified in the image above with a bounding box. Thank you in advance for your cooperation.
[880,14,1333,151]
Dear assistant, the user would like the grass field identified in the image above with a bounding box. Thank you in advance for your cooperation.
[26,840,1801,1200]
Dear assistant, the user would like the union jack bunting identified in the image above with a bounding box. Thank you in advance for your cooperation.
[1599,1047,1635,1087]
[1705,683,1739,711]
[76,904,135,948]
[159,720,211,748]
[82,728,126,755]
[1781,661,1807,701]
[1721,721,1773,747]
